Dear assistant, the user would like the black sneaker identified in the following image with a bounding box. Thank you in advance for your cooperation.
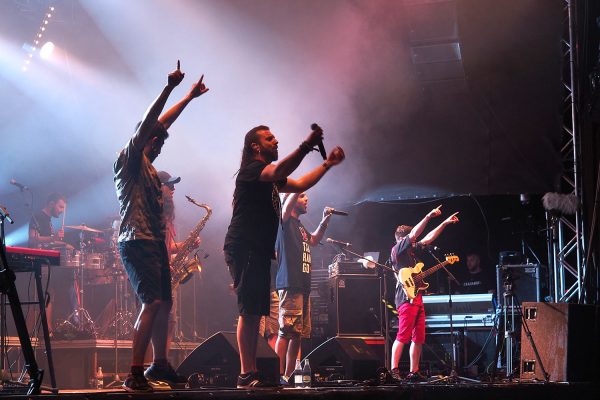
[144,363,188,386]
[236,372,279,389]
[122,373,152,392]
[406,371,428,383]
[390,368,403,383]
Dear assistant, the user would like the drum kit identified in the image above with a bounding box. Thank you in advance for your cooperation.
[54,220,136,340]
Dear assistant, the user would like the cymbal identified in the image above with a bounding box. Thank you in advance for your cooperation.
[64,225,103,233]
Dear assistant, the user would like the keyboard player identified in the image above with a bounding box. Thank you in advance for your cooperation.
[27,192,74,332]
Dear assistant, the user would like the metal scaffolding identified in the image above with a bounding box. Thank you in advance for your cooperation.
[546,0,586,303]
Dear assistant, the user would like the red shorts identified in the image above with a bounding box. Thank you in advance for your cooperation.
[396,301,426,344]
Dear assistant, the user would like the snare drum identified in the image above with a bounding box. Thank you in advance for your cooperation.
[60,248,80,267]
[82,252,105,269]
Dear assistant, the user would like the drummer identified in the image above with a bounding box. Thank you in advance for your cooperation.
[28,192,73,250]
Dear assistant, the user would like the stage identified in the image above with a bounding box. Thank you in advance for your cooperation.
[1,380,598,400]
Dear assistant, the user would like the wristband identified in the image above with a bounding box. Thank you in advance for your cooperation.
[299,141,312,154]
[322,161,331,170]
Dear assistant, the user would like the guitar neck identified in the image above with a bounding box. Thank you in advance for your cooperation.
[420,260,449,279]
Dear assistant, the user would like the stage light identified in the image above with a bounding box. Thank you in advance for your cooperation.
[40,41,55,59]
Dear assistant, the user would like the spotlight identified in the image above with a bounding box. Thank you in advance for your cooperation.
[40,41,55,59]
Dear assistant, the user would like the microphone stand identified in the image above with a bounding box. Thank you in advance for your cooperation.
[427,249,479,384]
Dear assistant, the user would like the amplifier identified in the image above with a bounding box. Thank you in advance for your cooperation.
[496,264,540,308]
[328,275,382,337]
[328,262,378,278]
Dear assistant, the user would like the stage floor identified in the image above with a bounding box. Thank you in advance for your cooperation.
[1,380,598,400]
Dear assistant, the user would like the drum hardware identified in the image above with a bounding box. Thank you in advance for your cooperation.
[104,272,135,388]
[56,225,101,339]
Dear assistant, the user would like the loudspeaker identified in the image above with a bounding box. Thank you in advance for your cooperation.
[520,302,600,382]
[328,275,382,336]
[176,331,279,387]
[307,336,383,381]
[496,264,540,308]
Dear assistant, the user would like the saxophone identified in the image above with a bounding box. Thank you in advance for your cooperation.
[170,195,212,290]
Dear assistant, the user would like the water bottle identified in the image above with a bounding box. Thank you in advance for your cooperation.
[302,359,312,388]
[96,366,104,389]
[293,359,303,388]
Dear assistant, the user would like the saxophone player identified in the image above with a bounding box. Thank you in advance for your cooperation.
[158,171,201,356]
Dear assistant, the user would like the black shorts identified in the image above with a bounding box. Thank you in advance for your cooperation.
[118,240,171,304]
[224,246,272,316]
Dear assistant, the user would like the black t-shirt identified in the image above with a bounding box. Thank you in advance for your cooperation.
[458,270,496,294]
[275,217,312,293]
[224,160,286,254]
[28,210,53,248]
[391,237,423,306]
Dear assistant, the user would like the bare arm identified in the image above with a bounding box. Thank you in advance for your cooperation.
[308,207,333,246]
[281,192,300,223]
[408,206,442,241]
[420,212,459,245]
[159,74,209,130]
[259,129,325,182]
[280,146,345,193]
[132,65,184,149]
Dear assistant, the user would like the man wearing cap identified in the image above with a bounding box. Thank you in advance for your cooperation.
[157,171,200,357]
[114,63,208,392]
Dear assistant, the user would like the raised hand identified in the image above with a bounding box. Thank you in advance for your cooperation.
[189,75,209,98]
[427,205,442,219]
[168,59,185,87]
[444,212,459,224]
[326,146,345,166]
[305,126,324,148]
[323,207,334,218]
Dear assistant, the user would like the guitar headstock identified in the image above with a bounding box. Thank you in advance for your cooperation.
[445,254,459,264]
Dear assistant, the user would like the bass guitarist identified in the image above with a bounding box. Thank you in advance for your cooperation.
[389,206,459,382]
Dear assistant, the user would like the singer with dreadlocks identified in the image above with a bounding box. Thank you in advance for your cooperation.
[224,125,345,388]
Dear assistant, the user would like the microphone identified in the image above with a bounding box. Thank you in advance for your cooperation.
[421,243,441,252]
[326,237,351,247]
[326,207,349,216]
[310,123,327,160]
[9,179,28,191]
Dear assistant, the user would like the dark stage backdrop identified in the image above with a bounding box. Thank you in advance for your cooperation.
[0,0,563,335]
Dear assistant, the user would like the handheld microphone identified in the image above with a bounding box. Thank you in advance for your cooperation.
[326,237,351,247]
[326,207,349,216]
[310,123,327,160]
[9,179,28,191]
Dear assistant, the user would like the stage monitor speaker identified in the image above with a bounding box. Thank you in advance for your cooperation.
[176,331,278,387]
[306,336,383,381]
[496,264,540,308]
[520,302,600,382]
[328,275,382,337]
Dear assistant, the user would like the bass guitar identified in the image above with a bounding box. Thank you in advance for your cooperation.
[397,254,459,301]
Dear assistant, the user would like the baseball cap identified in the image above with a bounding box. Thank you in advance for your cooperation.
[157,171,181,186]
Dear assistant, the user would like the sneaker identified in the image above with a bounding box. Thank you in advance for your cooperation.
[236,372,279,389]
[406,371,428,383]
[144,363,188,386]
[122,373,152,392]
[390,368,403,383]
